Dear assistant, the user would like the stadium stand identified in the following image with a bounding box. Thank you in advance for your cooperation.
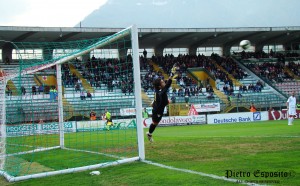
[3,46,294,123]
[235,50,300,99]
[2,39,299,122]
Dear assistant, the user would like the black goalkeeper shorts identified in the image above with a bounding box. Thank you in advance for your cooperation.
[152,109,163,124]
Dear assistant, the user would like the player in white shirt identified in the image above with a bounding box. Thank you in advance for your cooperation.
[286,91,296,125]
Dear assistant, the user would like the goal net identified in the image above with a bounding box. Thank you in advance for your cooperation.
[0,25,144,182]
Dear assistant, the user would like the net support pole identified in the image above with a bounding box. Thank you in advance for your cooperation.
[56,64,64,148]
[0,78,7,170]
[131,25,145,160]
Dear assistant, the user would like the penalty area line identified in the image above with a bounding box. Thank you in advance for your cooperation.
[142,160,263,186]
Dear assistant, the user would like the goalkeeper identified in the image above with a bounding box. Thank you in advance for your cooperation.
[105,110,113,131]
[146,76,172,142]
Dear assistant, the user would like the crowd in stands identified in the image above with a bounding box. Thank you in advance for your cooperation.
[223,80,264,96]
[237,50,299,61]
[237,50,300,98]
[236,49,300,83]
[211,54,248,80]
[246,62,290,83]
[61,55,135,96]
[142,54,216,100]
[287,61,300,77]
[5,48,300,104]
[145,53,251,100]
[5,47,300,125]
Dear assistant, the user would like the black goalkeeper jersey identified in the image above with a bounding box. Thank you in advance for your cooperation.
[152,78,172,114]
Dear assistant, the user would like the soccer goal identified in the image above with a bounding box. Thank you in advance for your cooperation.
[0,25,145,182]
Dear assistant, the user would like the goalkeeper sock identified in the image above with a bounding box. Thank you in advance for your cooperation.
[149,124,157,134]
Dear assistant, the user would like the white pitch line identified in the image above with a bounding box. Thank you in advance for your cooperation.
[142,160,264,186]
[7,143,38,148]
[1,146,60,158]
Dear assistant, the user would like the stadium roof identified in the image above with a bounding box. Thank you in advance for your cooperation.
[0,26,300,49]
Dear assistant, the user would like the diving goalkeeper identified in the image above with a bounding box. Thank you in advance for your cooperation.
[146,76,172,142]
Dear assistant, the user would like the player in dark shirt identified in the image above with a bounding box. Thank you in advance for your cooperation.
[146,76,172,142]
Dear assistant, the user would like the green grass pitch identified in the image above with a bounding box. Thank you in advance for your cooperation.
[1,120,299,185]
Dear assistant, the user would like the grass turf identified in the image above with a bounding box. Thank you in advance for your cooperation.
[1,120,299,185]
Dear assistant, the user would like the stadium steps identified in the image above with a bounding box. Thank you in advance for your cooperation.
[2,63,37,95]
[141,90,152,106]
[62,97,74,120]
[148,61,180,89]
[213,88,228,105]
[284,66,300,80]
[211,60,242,86]
[5,98,59,123]
[224,106,234,113]
[224,106,249,113]
[7,80,18,96]
[68,64,95,93]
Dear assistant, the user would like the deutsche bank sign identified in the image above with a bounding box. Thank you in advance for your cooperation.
[207,112,267,124]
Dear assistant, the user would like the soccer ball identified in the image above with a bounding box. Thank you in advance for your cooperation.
[240,40,251,50]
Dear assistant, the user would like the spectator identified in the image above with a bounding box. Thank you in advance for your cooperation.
[107,80,113,92]
[249,103,257,112]
[5,56,10,65]
[242,84,247,92]
[228,93,232,106]
[21,86,26,96]
[38,84,44,94]
[223,85,228,95]
[6,85,12,96]
[90,110,96,121]
[87,91,92,100]
[143,49,147,58]
[206,92,214,99]
[198,87,204,96]
[171,94,176,103]
[75,83,80,92]
[179,78,185,87]
[184,92,189,104]
[49,87,54,101]
[172,87,177,96]
[53,87,58,100]
[80,91,86,100]
[142,108,149,119]
[78,79,82,87]
[178,88,184,97]
[32,85,37,95]
[239,85,243,93]
[101,112,106,120]
[269,49,274,58]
